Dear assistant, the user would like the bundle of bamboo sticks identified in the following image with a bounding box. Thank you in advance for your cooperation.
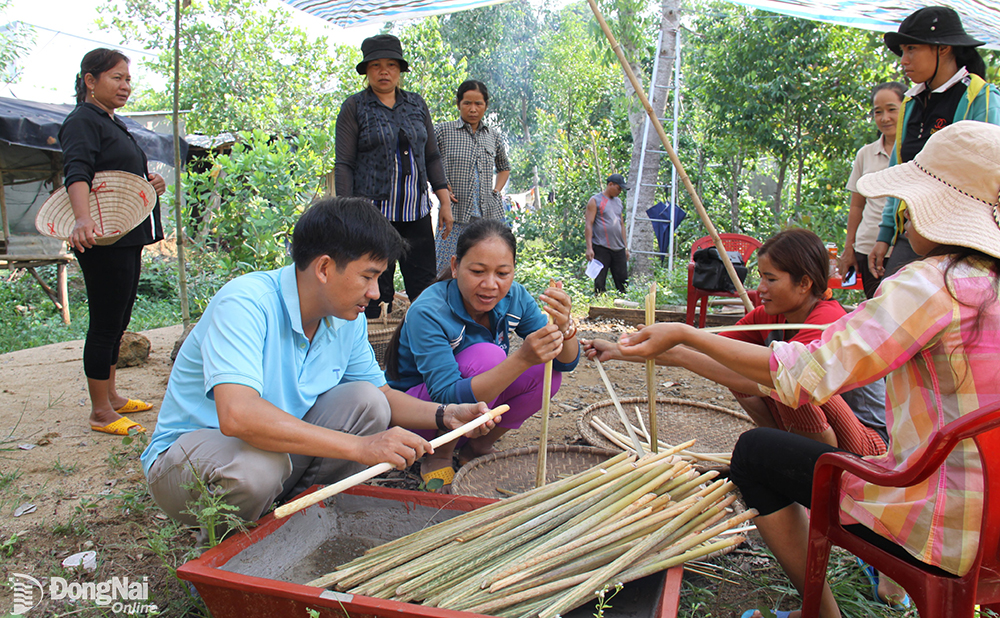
[307,446,754,618]
[589,406,732,465]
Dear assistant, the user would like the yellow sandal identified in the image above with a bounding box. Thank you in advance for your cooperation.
[114,399,153,414]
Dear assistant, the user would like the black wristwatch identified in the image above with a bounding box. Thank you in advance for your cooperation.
[435,404,448,431]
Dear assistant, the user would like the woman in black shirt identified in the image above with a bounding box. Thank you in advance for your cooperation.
[61,48,166,436]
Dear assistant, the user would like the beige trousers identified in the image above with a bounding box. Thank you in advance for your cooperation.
[147,381,390,527]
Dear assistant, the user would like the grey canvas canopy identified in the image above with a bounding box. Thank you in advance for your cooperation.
[0,96,184,251]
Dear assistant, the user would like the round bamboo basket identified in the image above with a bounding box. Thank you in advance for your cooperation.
[367,316,401,366]
[366,298,409,366]
[452,445,619,499]
[577,397,754,456]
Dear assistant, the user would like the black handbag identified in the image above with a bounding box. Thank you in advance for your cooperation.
[692,247,748,293]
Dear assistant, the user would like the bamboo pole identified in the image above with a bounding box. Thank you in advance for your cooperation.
[275,404,509,519]
[536,314,554,488]
[703,322,832,334]
[172,0,190,327]
[645,282,658,452]
[585,0,753,312]
[593,358,645,456]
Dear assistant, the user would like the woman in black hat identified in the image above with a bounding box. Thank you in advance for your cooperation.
[868,6,1000,281]
[334,34,453,317]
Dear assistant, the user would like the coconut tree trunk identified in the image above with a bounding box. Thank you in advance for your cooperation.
[625,0,680,278]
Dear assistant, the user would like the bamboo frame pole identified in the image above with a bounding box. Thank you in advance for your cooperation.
[593,358,646,456]
[645,282,658,452]
[535,315,554,487]
[275,404,509,519]
[702,322,832,334]
[586,0,753,312]
[173,0,191,327]
[0,167,10,246]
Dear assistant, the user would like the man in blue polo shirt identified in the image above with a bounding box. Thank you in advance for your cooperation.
[142,198,496,528]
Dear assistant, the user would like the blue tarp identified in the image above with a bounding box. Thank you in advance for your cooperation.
[282,0,510,27]
[283,0,1000,48]
[727,1,1000,49]
[645,201,686,260]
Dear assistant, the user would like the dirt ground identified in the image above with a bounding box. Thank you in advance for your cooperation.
[0,319,816,617]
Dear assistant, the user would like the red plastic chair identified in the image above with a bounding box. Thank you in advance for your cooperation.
[802,401,1000,618]
[685,233,762,327]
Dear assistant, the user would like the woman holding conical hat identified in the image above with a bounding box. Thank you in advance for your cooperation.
[60,48,167,436]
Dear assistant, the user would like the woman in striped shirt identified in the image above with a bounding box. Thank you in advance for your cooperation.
[617,121,1000,618]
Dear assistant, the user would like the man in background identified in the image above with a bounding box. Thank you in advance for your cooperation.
[585,173,630,294]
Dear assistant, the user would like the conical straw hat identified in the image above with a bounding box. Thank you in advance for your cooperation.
[35,170,156,246]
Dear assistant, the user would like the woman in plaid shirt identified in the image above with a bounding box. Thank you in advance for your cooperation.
[617,122,1000,618]
[434,80,511,274]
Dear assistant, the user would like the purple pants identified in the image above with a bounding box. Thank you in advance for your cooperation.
[406,342,563,440]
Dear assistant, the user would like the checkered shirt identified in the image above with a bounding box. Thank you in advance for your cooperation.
[435,119,511,223]
[766,256,1000,576]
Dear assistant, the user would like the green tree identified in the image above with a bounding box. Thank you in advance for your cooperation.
[97,0,347,136]
[684,2,899,240]
[0,0,35,85]
[395,17,469,124]
[441,0,544,147]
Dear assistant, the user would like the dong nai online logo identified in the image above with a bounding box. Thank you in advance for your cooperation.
[8,573,159,615]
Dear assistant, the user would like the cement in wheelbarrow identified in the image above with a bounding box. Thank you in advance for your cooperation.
[177,485,683,618]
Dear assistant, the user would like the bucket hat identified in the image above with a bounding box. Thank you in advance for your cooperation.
[607,173,630,190]
[884,6,984,56]
[856,121,1000,260]
[36,170,156,246]
[356,34,410,75]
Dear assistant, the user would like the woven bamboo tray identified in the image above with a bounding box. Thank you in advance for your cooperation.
[577,397,754,456]
[452,445,619,499]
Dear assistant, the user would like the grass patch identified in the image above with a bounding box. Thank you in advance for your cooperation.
[678,546,907,617]
[0,250,228,354]
[51,457,80,476]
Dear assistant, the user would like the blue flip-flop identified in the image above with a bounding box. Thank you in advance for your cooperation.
[740,611,792,618]
[856,558,912,610]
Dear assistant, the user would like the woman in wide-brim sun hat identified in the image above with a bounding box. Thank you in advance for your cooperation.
[59,48,167,436]
[612,120,1000,618]
[868,5,1000,282]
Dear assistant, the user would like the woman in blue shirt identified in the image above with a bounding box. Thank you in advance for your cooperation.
[384,219,580,489]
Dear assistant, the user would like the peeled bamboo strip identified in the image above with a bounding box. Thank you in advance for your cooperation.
[536,313,554,488]
[591,417,731,464]
[594,357,646,455]
[703,322,831,334]
[646,282,658,453]
[634,405,649,441]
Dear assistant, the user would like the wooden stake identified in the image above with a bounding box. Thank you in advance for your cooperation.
[275,404,509,519]
[645,282,658,453]
[593,358,645,456]
[585,0,753,312]
[535,315,555,488]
